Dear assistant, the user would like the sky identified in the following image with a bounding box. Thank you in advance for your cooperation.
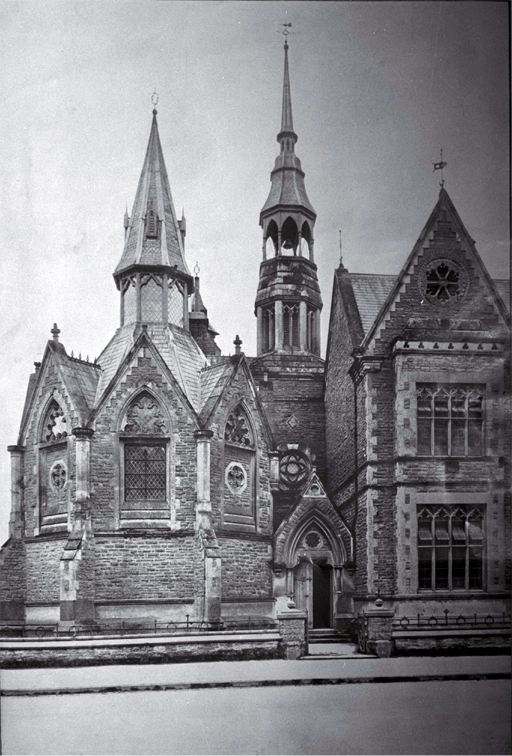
[0,1,509,543]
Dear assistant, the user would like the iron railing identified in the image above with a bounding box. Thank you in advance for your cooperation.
[392,611,511,631]
[0,614,278,640]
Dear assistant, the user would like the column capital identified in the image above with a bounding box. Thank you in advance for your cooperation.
[7,445,25,454]
[194,429,214,441]
[72,427,94,439]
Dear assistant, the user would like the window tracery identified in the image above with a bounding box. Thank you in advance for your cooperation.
[224,406,253,447]
[42,400,67,442]
[123,392,166,435]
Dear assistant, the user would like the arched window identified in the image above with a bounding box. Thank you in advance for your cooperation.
[306,307,315,352]
[283,303,300,348]
[120,391,169,526]
[262,305,275,353]
[223,405,256,530]
[39,399,69,532]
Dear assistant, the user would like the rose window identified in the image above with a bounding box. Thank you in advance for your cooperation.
[279,450,310,488]
[421,259,467,305]
[304,531,322,549]
[225,462,247,495]
[50,462,67,491]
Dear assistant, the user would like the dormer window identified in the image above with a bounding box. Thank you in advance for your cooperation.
[145,205,159,239]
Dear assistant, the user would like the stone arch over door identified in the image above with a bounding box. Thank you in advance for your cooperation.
[274,503,351,629]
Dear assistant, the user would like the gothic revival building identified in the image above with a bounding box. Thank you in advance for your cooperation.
[0,42,509,650]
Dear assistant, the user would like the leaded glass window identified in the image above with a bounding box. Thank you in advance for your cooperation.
[125,445,166,501]
[417,505,484,591]
[416,384,484,456]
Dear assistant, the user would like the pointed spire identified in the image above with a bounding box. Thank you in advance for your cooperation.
[114,107,192,289]
[279,40,294,137]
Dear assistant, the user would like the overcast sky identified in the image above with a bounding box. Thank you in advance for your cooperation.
[0,1,509,542]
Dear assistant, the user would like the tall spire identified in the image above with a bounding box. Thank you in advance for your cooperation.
[255,39,322,358]
[279,40,294,139]
[114,107,192,288]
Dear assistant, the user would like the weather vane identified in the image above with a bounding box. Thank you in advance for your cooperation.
[151,90,159,111]
[433,148,447,187]
[279,22,292,37]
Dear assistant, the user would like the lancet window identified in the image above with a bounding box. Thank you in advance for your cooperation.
[223,404,256,530]
[283,304,300,348]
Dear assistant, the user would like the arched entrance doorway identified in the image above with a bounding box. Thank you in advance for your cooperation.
[290,525,341,629]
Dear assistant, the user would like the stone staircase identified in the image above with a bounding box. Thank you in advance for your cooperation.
[306,627,361,658]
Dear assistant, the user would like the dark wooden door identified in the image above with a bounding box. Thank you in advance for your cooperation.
[312,563,331,628]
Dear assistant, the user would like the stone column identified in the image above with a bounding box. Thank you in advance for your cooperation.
[72,428,93,529]
[135,272,142,322]
[7,445,25,539]
[256,307,263,355]
[195,430,221,624]
[182,283,189,330]
[275,300,284,351]
[299,300,307,351]
[195,429,213,529]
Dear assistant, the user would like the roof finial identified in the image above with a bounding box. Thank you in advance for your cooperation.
[51,323,60,342]
[280,22,292,49]
[151,89,159,116]
[339,229,343,266]
[194,261,200,277]
[234,335,242,356]
[433,148,447,188]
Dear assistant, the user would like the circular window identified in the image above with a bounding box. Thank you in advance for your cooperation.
[420,258,468,305]
[304,531,322,549]
[225,462,247,495]
[279,450,310,489]
[50,461,67,491]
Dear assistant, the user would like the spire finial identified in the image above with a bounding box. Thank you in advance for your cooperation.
[234,335,242,356]
[280,22,292,49]
[339,230,343,265]
[51,323,60,342]
[151,89,159,116]
[194,261,200,277]
[433,148,447,188]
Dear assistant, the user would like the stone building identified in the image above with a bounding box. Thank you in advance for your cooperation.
[0,42,509,650]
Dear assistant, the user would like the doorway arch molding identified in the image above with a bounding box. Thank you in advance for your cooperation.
[274,497,352,569]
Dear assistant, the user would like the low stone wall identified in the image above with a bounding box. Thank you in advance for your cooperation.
[393,630,511,654]
[0,631,282,668]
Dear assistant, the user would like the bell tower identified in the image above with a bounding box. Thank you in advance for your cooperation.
[255,39,322,356]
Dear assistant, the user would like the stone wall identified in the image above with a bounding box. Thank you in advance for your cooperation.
[219,536,273,600]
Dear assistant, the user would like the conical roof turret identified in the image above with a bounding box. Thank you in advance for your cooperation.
[260,41,315,220]
[114,108,192,290]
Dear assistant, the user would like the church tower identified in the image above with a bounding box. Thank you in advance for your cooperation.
[255,39,322,357]
[251,39,326,493]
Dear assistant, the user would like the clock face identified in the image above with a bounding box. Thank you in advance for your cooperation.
[419,257,469,306]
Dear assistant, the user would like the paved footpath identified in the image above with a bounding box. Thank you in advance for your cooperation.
[1,652,509,695]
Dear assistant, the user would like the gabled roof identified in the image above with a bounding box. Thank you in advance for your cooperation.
[339,189,510,345]
[114,110,191,285]
[95,323,206,412]
[18,339,100,443]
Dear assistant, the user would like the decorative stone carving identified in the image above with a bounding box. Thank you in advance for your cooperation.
[225,462,247,495]
[43,401,67,442]
[224,406,253,447]
[279,449,310,488]
[50,461,67,491]
[123,392,166,434]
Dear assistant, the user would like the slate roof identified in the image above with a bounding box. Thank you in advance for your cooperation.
[94,323,206,413]
[114,111,191,282]
[199,359,236,423]
[349,273,509,336]
[350,273,396,334]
